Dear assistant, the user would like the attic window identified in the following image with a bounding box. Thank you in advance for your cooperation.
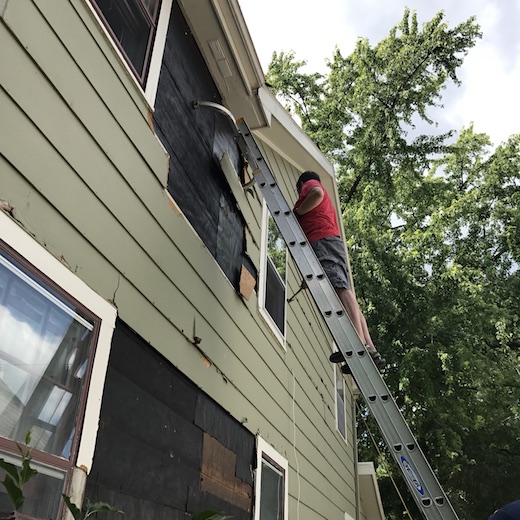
[90,0,162,84]
[259,204,287,342]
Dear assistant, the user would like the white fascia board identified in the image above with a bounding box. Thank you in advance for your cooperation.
[0,212,117,473]
[358,462,386,520]
[256,85,334,178]
[211,0,265,91]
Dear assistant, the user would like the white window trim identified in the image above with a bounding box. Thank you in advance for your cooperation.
[0,212,117,472]
[145,0,173,106]
[83,0,173,108]
[254,436,289,520]
[258,201,287,347]
[333,344,349,444]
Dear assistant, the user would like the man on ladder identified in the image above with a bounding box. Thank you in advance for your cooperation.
[293,171,386,372]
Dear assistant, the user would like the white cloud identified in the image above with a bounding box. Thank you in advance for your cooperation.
[446,2,520,146]
[450,43,520,146]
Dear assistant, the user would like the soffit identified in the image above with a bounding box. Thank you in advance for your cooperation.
[177,0,266,128]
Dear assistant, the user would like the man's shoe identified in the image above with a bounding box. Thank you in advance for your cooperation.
[368,349,386,368]
[329,351,345,363]
[340,364,352,375]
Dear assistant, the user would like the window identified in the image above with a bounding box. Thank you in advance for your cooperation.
[0,212,117,519]
[254,437,288,520]
[0,247,97,517]
[259,204,287,340]
[334,346,348,442]
[0,250,96,456]
[89,0,162,84]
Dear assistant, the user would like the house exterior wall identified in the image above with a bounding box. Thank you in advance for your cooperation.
[0,0,360,518]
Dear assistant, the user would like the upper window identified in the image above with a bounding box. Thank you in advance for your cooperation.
[259,204,287,340]
[0,245,98,518]
[254,437,288,520]
[90,0,162,84]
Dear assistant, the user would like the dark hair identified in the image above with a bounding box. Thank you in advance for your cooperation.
[296,171,321,192]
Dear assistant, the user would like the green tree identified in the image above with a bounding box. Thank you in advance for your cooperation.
[267,9,520,520]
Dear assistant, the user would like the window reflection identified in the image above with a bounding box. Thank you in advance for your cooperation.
[264,212,287,335]
[0,252,94,459]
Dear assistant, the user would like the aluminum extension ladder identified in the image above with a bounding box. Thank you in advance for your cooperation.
[194,101,459,520]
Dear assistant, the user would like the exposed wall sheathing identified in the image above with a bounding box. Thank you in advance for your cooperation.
[86,321,254,519]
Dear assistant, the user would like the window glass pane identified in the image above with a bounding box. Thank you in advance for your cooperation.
[0,450,65,519]
[335,365,347,440]
[93,0,154,76]
[0,251,94,459]
[265,258,285,334]
[260,458,284,520]
[264,212,286,335]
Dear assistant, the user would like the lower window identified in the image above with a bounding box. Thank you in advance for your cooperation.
[0,243,99,518]
[254,437,288,520]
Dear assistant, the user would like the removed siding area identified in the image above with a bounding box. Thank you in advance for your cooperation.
[86,321,254,519]
[153,0,253,288]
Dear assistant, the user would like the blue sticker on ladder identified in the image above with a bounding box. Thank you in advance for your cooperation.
[400,456,425,496]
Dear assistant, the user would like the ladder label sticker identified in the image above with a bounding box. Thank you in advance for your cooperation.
[400,456,425,496]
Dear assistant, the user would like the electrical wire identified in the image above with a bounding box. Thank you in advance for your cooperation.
[291,369,301,520]
[356,400,414,520]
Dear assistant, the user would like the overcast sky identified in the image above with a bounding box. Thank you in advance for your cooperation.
[238,0,520,148]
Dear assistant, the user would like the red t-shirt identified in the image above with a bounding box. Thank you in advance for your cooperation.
[294,179,340,243]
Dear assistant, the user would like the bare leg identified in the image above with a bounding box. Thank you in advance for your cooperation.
[335,288,378,353]
[335,288,365,343]
[359,313,376,352]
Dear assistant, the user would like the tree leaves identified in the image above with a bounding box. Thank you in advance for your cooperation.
[267,9,482,203]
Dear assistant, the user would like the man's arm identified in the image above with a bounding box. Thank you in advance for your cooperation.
[294,186,324,216]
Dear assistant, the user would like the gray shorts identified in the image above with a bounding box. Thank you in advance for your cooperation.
[311,236,351,290]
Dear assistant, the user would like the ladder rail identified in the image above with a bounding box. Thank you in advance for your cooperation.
[235,119,459,520]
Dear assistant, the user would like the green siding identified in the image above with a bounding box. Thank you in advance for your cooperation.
[0,1,358,518]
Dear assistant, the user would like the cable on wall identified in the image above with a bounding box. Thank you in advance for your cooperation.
[291,369,301,520]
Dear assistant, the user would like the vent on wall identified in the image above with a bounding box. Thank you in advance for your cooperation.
[208,38,233,78]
